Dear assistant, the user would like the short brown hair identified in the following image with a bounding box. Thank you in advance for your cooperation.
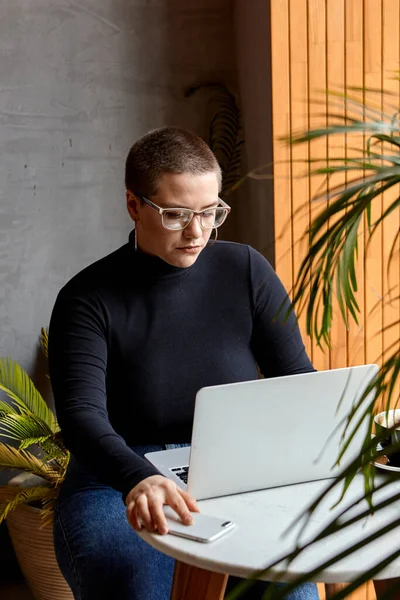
[125,127,221,195]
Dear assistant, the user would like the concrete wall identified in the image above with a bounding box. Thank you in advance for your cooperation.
[0,0,238,565]
[233,0,274,263]
[0,0,237,375]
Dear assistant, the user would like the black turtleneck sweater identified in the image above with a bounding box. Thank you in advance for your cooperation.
[48,234,314,497]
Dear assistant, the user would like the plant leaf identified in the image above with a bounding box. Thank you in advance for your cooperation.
[0,443,62,482]
[0,485,57,525]
[0,413,54,444]
[0,358,56,431]
[0,400,17,417]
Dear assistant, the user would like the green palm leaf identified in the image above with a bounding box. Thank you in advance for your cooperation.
[0,443,61,482]
[0,357,56,431]
[18,437,54,451]
[230,85,400,600]
[35,435,70,464]
[0,485,57,525]
[0,413,54,445]
[288,167,399,346]
[0,412,68,465]
[0,400,17,417]
[284,87,400,480]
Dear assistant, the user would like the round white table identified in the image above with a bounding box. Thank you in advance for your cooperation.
[140,473,400,599]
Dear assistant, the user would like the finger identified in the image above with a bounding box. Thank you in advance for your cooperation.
[126,500,135,523]
[135,495,154,532]
[147,496,169,535]
[167,490,194,525]
[178,488,200,512]
[131,511,143,532]
[126,502,142,532]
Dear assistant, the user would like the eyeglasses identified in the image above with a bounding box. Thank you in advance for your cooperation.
[138,195,231,231]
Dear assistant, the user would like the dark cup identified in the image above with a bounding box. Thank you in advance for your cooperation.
[374,409,400,467]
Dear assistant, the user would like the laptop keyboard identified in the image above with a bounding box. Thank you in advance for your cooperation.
[170,465,189,484]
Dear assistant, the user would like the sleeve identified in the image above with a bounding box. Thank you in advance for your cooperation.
[48,285,160,499]
[248,247,315,378]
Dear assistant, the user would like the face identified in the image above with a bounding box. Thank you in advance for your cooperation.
[126,171,220,268]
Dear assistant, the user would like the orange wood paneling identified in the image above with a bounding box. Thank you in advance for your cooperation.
[345,0,366,369]
[307,0,330,371]
[270,1,400,598]
[381,0,400,412]
[270,0,292,295]
[364,0,384,397]
[289,0,312,359]
[326,0,348,369]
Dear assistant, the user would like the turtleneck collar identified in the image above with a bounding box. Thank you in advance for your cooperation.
[127,229,194,279]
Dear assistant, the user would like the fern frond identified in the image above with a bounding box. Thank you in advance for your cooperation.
[0,358,56,431]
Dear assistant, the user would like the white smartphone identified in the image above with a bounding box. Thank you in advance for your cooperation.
[163,507,235,543]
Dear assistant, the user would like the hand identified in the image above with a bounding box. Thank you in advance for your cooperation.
[125,475,200,535]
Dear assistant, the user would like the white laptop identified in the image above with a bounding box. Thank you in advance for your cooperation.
[145,365,378,500]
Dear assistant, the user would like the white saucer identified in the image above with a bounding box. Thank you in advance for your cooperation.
[373,460,400,473]
[372,435,400,472]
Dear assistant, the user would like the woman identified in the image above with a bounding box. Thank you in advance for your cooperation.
[49,126,319,600]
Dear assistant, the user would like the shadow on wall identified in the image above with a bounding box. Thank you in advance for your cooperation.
[0,0,240,379]
[118,1,241,242]
[0,0,240,419]
[163,1,242,243]
[105,1,239,141]
[0,0,240,579]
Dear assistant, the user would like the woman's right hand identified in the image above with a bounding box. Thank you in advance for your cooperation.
[125,475,200,535]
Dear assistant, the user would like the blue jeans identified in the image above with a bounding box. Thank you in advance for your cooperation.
[54,445,319,600]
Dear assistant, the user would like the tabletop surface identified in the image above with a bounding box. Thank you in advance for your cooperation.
[140,473,400,583]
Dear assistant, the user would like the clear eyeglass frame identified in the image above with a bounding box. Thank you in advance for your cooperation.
[138,194,231,231]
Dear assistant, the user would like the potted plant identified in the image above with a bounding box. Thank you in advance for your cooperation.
[0,328,72,600]
[227,85,400,600]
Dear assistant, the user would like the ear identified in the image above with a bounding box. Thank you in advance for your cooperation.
[126,190,141,223]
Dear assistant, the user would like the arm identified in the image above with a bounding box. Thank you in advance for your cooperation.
[248,247,315,377]
[49,284,198,533]
[48,286,159,496]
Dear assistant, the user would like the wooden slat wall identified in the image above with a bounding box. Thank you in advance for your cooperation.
[381,1,400,410]
[270,1,400,599]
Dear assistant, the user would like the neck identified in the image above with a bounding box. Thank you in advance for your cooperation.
[128,230,192,278]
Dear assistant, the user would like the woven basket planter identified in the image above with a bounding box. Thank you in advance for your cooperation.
[2,475,73,600]
[6,501,73,600]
